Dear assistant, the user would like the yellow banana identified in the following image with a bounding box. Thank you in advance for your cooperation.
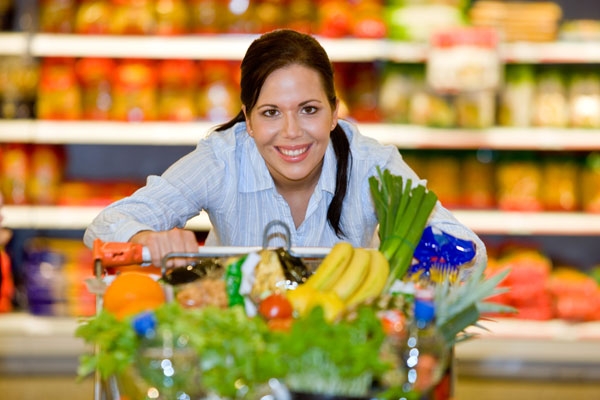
[329,247,372,302]
[345,249,390,307]
[305,241,354,291]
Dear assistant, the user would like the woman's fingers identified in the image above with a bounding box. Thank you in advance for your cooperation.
[130,229,198,268]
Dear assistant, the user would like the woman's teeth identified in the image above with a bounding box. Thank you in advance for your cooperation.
[279,147,308,157]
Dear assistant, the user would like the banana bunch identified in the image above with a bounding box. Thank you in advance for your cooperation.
[287,242,390,321]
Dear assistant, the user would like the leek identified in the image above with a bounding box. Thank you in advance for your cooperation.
[369,167,438,291]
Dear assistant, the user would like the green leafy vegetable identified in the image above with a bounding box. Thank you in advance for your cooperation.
[77,304,285,398]
[369,167,438,290]
[75,311,139,380]
[275,306,389,397]
[77,302,393,399]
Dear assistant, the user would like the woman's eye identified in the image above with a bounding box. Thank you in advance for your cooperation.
[263,109,279,117]
[303,106,318,114]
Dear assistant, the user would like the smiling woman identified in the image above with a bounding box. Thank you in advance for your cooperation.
[83,29,486,273]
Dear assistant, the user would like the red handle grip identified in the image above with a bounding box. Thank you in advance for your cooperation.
[92,239,145,268]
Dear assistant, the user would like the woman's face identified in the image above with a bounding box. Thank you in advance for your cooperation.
[244,64,338,190]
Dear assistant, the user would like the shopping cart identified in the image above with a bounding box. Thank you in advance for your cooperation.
[89,220,329,400]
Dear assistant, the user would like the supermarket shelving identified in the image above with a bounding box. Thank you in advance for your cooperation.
[2,32,600,63]
[3,119,600,236]
[2,120,600,150]
[2,32,600,379]
[4,205,600,236]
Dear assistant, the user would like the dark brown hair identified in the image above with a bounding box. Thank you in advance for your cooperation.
[216,29,351,237]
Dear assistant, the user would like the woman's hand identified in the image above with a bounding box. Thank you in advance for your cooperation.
[130,228,198,268]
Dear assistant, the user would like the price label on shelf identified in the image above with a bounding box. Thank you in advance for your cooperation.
[426,27,502,93]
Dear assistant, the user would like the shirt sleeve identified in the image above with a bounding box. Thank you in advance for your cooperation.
[83,136,229,248]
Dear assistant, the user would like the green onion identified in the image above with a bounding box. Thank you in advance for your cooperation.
[369,167,438,291]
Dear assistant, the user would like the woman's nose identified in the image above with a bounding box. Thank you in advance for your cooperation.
[282,115,302,138]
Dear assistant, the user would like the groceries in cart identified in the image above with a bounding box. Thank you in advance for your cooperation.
[76,171,511,400]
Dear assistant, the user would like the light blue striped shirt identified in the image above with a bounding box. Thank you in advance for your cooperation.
[83,119,486,264]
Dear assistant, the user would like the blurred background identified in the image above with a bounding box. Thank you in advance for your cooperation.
[1,0,600,399]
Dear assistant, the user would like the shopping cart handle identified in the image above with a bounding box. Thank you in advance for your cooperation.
[92,239,151,267]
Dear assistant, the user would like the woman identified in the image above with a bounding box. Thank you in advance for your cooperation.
[84,29,486,268]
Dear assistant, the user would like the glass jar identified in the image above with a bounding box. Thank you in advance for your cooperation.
[39,0,76,33]
[36,57,82,120]
[157,59,198,121]
[110,0,156,35]
[76,57,115,120]
[111,59,157,121]
[74,0,112,34]
[154,0,190,35]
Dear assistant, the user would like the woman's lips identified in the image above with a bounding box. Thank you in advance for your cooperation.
[277,144,311,161]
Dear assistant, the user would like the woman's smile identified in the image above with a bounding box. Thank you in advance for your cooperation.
[277,144,312,161]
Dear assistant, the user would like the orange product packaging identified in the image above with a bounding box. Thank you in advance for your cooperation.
[541,155,580,212]
[188,0,229,34]
[352,0,387,39]
[495,153,543,212]
[316,0,352,38]
[1,143,30,205]
[111,59,158,122]
[27,144,65,205]
[196,60,241,123]
[488,247,554,320]
[423,152,463,209]
[36,57,82,120]
[547,267,600,321]
[581,152,600,213]
[154,0,191,35]
[75,57,115,120]
[57,180,142,206]
[286,0,315,34]
[462,151,496,209]
[39,0,76,33]
[110,0,156,35]
[253,0,287,34]
[157,59,198,121]
[74,0,112,34]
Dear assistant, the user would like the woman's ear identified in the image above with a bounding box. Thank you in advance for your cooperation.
[331,99,340,130]
[242,105,253,136]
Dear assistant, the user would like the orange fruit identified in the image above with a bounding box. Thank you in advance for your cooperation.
[103,272,166,320]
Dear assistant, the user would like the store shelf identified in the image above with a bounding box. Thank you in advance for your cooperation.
[360,124,600,151]
[2,33,600,63]
[3,205,600,235]
[459,318,600,381]
[3,120,600,150]
[2,205,211,231]
[0,33,402,62]
[452,210,600,236]
[0,120,213,145]
[1,312,598,379]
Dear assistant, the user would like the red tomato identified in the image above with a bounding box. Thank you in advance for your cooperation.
[267,317,294,332]
[258,293,293,320]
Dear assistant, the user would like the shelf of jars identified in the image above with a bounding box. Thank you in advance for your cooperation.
[3,205,600,236]
[1,33,600,63]
[2,120,600,150]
